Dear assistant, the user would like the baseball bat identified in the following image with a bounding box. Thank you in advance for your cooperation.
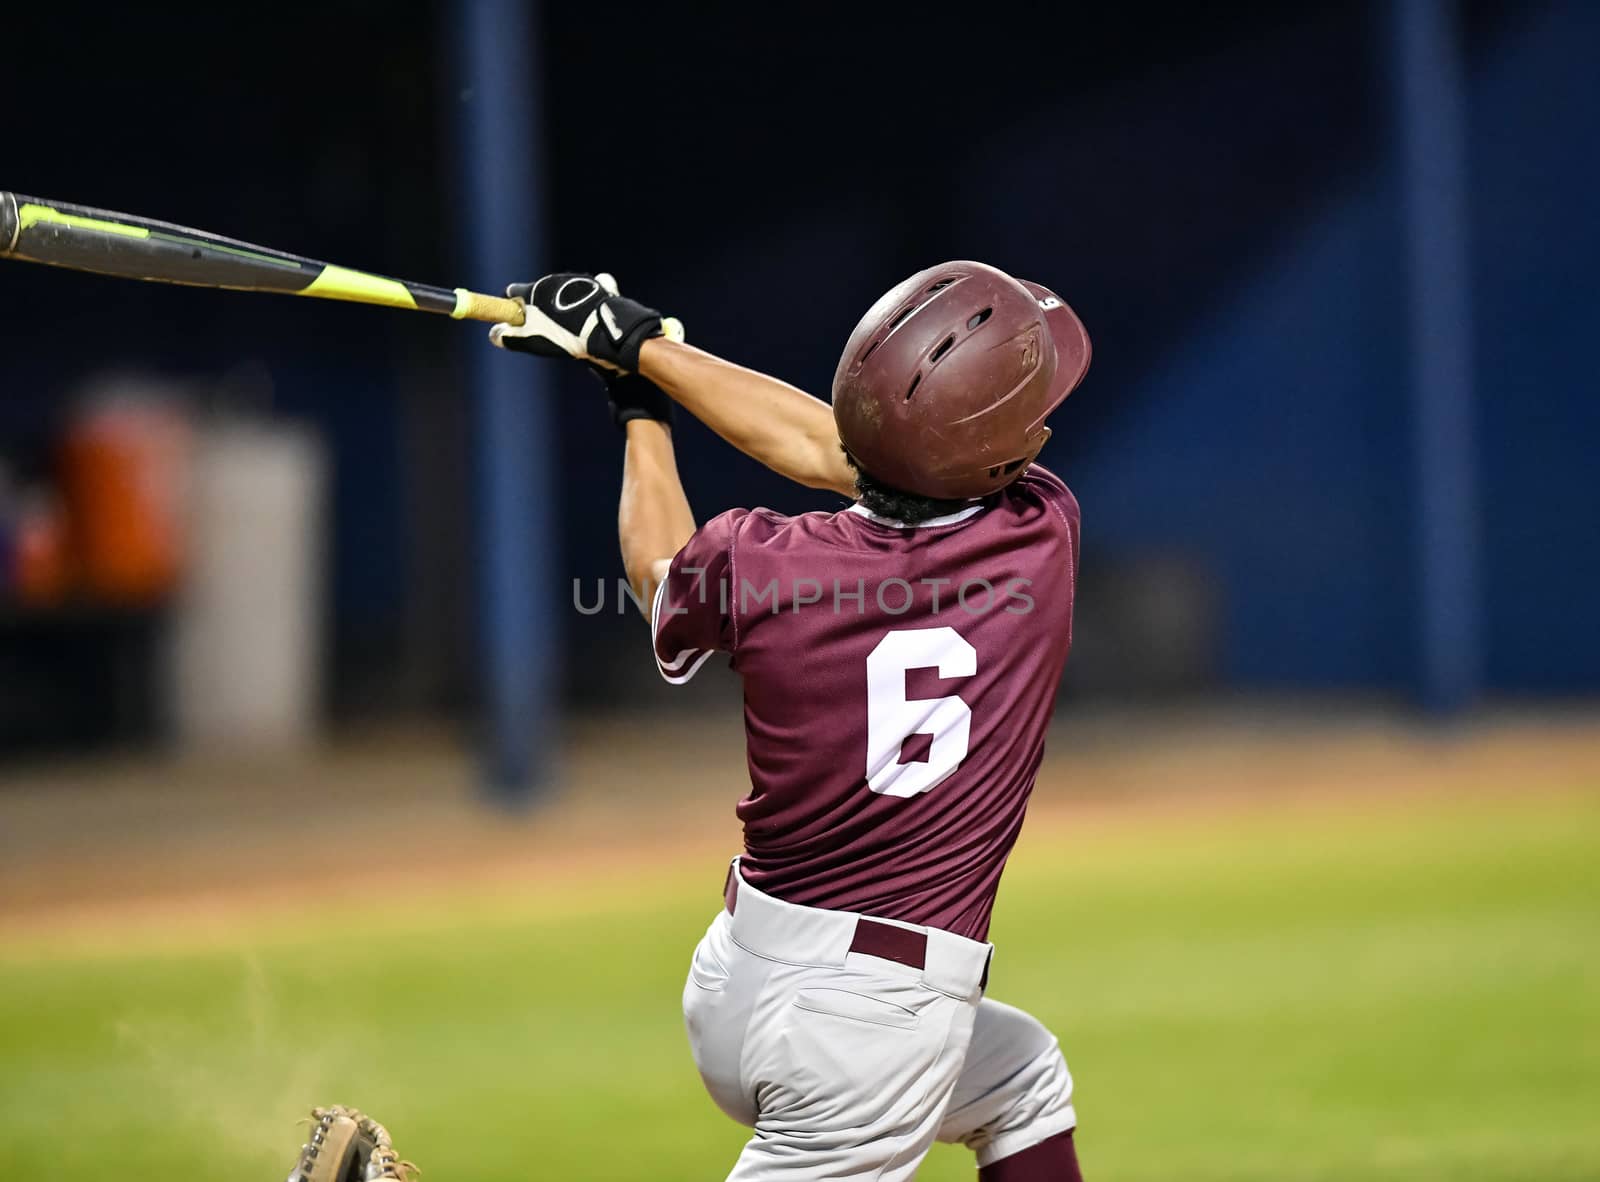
[0,190,526,324]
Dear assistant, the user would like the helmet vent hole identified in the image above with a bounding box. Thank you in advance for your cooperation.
[967,308,992,330]
[927,278,956,293]
[1002,458,1027,475]
[889,303,919,331]
[930,335,956,363]
[905,373,922,401]
[986,464,1002,478]
[861,339,881,362]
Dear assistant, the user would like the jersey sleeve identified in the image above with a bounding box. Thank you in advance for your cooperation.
[651,508,746,684]
[1021,464,1081,577]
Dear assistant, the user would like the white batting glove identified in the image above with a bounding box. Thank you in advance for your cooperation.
[490,272,667,372]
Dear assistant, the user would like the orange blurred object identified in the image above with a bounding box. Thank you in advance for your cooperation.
[59,397,192,605]
[14,493,72,606]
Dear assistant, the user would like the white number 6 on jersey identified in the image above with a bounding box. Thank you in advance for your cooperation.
[865,627,976,798]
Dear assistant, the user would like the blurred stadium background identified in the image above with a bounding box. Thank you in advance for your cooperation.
[1,2,1596,1179]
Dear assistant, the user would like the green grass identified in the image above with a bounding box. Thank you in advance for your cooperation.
[3,792,1597,1181]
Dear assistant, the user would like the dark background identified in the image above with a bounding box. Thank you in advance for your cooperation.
[3,0,1595,755]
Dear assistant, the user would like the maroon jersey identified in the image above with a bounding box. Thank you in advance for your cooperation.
[652,467,1080,941]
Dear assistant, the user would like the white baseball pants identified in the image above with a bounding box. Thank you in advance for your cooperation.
[682,868,1077,1180]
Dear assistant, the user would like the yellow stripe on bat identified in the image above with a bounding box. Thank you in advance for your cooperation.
[18,203,151,239]
[300,265,419,310]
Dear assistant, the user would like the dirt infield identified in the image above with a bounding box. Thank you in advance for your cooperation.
[3,705,1597,946]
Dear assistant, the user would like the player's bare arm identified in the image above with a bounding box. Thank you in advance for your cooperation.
[637,337,857,497]
[619,417,695,614]
[485,271,700,616]
[488,270,855,497]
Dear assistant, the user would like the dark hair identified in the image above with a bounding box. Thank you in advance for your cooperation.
[843,449,973,524]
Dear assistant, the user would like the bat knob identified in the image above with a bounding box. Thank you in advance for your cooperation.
[0,193,18,254]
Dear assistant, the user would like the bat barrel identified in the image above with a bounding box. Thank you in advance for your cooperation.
[0,192,663,335]
[0,191,525,325]
[0,192,18,254]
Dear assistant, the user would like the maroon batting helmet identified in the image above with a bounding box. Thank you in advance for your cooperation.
[831,261,1090,500]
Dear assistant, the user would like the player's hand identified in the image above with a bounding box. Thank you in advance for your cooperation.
[489,272,666,372]
[590,368,673,432]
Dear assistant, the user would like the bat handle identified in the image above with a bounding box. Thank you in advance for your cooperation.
[451,288,526,325]
[451,287,686,345]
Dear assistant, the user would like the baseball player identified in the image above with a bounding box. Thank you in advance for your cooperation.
[491,261,1090,1181]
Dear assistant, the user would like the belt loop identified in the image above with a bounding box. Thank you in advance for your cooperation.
[922,927,992,1001]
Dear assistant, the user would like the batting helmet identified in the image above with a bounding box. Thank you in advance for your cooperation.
[831,261,1090,500]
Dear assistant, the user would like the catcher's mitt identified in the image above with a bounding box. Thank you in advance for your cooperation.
[286,1106,417,1182]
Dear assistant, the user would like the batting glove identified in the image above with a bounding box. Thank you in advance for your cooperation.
[490,272,667,372]
[591,368,673,432]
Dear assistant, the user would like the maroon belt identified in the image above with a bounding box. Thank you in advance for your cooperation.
[723,868,989,988]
